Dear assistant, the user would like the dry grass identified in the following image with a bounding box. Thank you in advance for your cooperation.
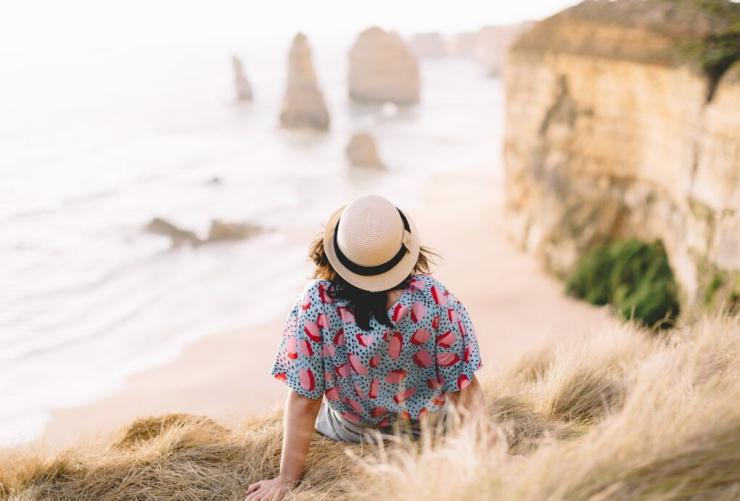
[1,314,739,500]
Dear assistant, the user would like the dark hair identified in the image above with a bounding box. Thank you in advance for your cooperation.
[308,233,439,331]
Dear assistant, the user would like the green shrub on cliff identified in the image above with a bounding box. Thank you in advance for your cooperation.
[701,267,740,313]
[677,20,740,99]
[566,239,680,329]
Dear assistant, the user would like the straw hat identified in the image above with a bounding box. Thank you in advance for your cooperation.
[323,195,421,292]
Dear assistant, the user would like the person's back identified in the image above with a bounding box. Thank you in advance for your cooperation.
[247,195,488,501]
[271,273,482,429]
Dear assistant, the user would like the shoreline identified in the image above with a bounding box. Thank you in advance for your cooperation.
[37,173,615,450]
[41,320,289,450]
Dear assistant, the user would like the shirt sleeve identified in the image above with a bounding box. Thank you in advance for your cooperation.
[270,282,325,399]
[432,280,483,393]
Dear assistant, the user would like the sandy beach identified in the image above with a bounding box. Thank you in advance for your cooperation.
[41,173,614,449]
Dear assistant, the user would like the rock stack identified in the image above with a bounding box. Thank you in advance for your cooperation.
[474,23,533,77]
[232,55,253,101]
[349,27,420,105]
[279,33,330,130]
[409,32,448,58]
[448,31,478,58]
[346,132,385,169]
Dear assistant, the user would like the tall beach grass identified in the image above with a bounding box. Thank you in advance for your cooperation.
[1,314,738,500]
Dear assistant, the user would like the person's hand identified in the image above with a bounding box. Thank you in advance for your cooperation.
[245,474,296,501]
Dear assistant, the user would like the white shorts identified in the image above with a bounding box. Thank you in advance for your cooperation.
[314,399,451,444]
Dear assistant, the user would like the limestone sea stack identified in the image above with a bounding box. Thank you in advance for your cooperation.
[346,132,385,169]
[232,55,253,101]
[349,27,421,105]
[445,24,532,76]
[409,32,448,58]
[473,23,533,77]
[503,0,740,309]
[279,33,330,131]
[448,31,478,58]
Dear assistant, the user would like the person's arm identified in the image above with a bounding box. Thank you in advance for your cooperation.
[446,375,497,446]
[245,390,323,501]
[430,280,489,432]
[446,374,486,420]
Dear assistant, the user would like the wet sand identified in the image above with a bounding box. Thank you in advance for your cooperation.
[41,173,614,449]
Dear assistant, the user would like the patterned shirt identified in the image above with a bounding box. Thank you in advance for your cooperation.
[270,273,483,426]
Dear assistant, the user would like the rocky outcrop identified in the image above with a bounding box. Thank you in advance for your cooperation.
[232,55,252,101]
[504,0,740,310]
[206,220,261,242]
[346,132,385,169]
[409,32,448,58]
[145,218,200,247]
[280,34,330,130]
[349,27,421,105]
[145,218,262,247]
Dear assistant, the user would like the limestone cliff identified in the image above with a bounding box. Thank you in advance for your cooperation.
[349,27,421,105]
[503,0,740,309]
[280,34,330,130]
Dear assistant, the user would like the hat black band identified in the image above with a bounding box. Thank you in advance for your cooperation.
[333,208,410,277]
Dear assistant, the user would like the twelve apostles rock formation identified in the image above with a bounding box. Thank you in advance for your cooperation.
[406,24,532,76]
[279,33,330,130]
[348,27,421,105]
[447,31,478,59]
[232,55,252,101]
[502,0,740,310]
[472,23,533,77]
[346,132,385,169]
[409,32,448,58]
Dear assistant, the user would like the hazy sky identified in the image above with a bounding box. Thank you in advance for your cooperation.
[1,0,580,49]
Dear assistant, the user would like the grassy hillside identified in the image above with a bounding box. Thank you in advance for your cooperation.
[2,314,739,500]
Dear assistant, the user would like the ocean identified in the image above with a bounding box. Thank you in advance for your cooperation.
[0,35,503,446]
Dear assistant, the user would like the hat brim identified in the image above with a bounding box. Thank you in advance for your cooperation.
[322,204,421,292]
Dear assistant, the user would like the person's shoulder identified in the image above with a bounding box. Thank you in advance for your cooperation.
[298,279,334,308]
[405,273,437,289]
[407,273,452,300]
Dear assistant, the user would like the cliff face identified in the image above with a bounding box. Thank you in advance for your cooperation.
[503,0,740,308]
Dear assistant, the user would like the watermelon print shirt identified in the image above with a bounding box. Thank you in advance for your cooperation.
[270,273,483,426]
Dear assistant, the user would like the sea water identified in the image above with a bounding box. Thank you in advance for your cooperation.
[0,36,503,445]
